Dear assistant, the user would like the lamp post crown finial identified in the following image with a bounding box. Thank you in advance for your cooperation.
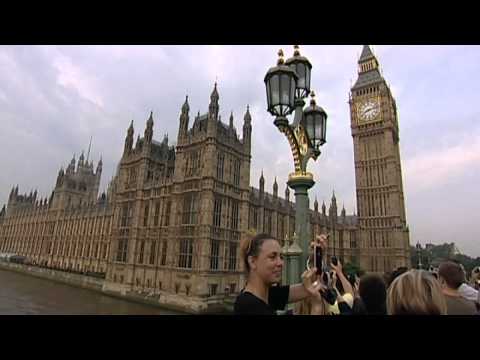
[310,90,316,106]
[294,45,300,56]
[277,49,285,65]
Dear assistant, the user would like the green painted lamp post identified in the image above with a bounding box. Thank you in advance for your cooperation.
[416,242,423,270]
[282,232,302,286]
[264,46,328,283]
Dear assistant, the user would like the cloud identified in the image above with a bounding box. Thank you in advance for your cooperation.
[53,51,104,108]
[0,45,479,257]
[404,128,480,192]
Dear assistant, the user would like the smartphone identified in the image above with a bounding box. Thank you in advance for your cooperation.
[331,256,338,266]
[321,288,337,305]
[322,271,329,284]
[314,245,323,275]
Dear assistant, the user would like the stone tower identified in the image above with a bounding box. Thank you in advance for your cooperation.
[172,83,252,296]
[349,45,410,272]
[51,151,102,210]
[110,111,176,288]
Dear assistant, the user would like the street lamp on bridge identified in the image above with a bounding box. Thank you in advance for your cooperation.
[264,46,328,283]
[416,241,423,270]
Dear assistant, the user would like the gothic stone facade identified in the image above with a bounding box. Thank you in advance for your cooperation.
[0,47,410,311]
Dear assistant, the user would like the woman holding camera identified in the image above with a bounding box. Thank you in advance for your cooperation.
[234,233,325,315]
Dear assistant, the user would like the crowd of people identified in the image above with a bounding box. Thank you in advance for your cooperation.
[234,233,480,315]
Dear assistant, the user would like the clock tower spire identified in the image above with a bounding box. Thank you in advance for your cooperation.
[349,45,410,273]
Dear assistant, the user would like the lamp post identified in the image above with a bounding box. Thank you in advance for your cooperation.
[264,46,328,283]
[416,241,423,270]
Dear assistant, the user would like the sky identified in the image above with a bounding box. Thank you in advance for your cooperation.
[0,45,479,257]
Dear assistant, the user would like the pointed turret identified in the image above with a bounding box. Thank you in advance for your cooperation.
[229,111,235,136]
[145,111,154,144]
[329,190,338,220]
[285,184,290,202]
[314,197,319,212]
[182,95,190,114]
[79,151,85,168]
[259,170,265,194]
[243,105,252,152]
[66,155,75,174]
[178,95,190,141]
[341,204,346,218]
[96,156,103,174]
[244,104,251,125]
[124,120,134,155]
[322,200,326,216]
[135,134,141,149]
[352,45,383,90]
[359,45,375,62]
[208,82,219,121]
[273,177,278,198]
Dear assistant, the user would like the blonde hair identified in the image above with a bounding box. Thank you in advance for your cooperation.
[294,297,338,315]
[387,270,447,315]
[239,232,276,273]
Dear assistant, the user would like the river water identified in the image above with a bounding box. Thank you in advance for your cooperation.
[0,269,182,315]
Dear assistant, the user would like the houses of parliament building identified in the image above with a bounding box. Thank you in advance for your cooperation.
[0,46,410,312]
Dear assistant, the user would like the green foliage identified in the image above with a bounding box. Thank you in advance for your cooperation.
[343,261,365,276]
[411,243,480,277]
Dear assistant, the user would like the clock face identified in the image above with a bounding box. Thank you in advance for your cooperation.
[357,98,380,122]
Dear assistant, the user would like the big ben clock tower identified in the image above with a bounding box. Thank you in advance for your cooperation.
[349,45,410,272]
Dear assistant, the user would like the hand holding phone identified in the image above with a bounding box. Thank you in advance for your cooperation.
[331,256,338,266]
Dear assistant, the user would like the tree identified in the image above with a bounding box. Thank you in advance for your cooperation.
[411,242,480,279]
[343,261,365,277]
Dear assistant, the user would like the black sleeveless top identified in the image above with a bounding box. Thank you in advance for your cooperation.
[234,285,290,315]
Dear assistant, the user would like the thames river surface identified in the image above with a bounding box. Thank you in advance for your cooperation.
[0,269,182,315]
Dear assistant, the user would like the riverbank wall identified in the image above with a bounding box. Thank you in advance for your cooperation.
[0,261,232,314]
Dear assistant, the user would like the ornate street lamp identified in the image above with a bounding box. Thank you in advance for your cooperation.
[303,91,327,157]
[416,241,423,270]
[264,45,328,282]
[265,49,298,123]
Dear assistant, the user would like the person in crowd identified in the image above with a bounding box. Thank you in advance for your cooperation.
[352,273,387,315]
[388,267,408,287]
[458,277,479,306]
[296,281,331,315]
[328,259,355,315]
[469,266,480,291]
[234,233,324,315]
[387,269,447,315]
[438,261,477,315]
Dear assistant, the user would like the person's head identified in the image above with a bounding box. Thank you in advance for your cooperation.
[240,233,283,286]
[358,273,387,315]
[387,270,447,315]
[471,266,480,287]
[388,267,408,287]
[383,272,392,287]
[438,261,465,291]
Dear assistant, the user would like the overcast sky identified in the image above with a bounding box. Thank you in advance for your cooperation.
[0,45,479,257]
